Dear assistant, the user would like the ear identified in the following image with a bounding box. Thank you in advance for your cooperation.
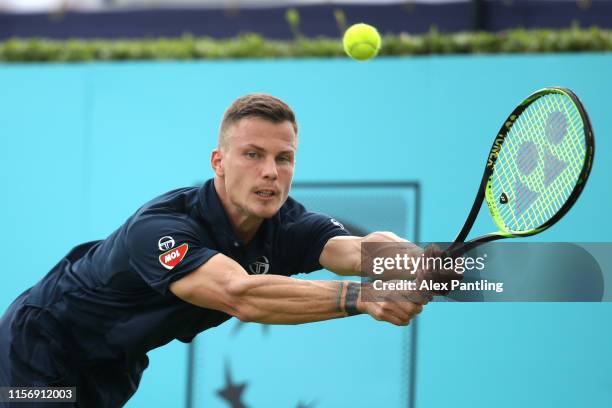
[211,148,225,177]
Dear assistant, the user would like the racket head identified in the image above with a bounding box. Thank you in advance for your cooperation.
[484,87,594,237]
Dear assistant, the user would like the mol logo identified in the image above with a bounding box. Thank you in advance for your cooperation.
[159,243,189,270]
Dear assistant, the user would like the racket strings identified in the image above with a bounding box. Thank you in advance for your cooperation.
[513,95,582,228]
[491,93,586,233]
[512,97,581,227]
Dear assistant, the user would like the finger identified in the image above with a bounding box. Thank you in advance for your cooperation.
[384,311,411,326]
[397,302,423,320]
[385,314,409,326]
[371,302,409,326]
[384,302,421,325]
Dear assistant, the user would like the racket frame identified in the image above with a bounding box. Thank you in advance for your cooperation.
[454,87,595,246]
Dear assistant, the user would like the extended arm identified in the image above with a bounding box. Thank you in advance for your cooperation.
[170,250,422,326]
[170,253,350,325]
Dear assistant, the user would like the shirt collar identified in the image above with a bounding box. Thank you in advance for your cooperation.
[197,179,279,247]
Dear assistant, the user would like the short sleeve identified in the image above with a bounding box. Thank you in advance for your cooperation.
[125,215,218,294]
[283,212,351,274]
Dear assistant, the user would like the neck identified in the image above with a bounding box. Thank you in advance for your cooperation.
[214,177,263,244]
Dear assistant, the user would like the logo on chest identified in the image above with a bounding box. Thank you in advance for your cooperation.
[159,243,189,270]
[249,256,270,275]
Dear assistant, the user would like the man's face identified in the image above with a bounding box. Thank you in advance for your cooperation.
[214,117,297,221]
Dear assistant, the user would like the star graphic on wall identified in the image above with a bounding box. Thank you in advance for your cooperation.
[217,362,249,408]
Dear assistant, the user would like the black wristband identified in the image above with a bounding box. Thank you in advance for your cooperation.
[345,282,362,316]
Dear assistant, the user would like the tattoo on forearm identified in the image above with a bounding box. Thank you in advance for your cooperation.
[344,282,362,316]
[336,282,345,313]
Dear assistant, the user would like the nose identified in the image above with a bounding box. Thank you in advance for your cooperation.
[262,156,278,180]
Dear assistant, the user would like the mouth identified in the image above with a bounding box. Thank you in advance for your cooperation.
[254,189,278,199]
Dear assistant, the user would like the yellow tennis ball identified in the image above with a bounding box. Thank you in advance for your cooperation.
[342,23,381,61]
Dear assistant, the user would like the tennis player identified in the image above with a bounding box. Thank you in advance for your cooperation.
[0,94,431,407]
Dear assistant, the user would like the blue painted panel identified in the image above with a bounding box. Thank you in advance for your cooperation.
[0,65,90,308]
[0,53,610,408]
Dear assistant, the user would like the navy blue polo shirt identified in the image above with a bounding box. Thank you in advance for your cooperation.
[1,179,349,404]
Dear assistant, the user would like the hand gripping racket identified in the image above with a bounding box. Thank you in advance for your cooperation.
[450,87,594,256]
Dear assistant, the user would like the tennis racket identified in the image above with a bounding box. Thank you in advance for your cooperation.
[449,87,594,256]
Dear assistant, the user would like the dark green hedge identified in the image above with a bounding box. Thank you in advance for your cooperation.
[1,27,611,62]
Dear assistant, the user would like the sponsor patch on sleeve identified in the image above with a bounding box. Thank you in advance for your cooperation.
[159,243,189,270]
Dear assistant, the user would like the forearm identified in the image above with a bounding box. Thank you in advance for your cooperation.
[231,275,357,324]
[321,232,425,279]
